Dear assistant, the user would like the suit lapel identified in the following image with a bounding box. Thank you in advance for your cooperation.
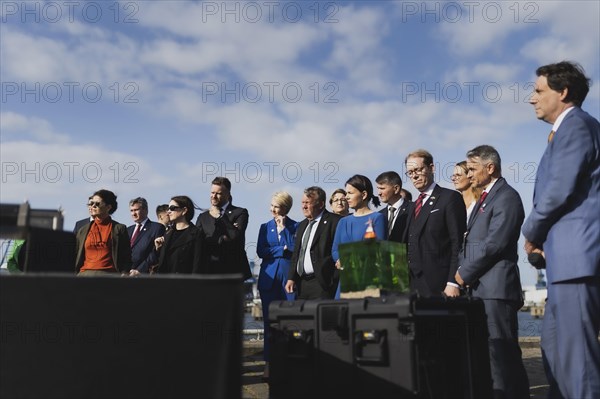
[412,185,441,233]
[310,212,330,249]
[266,219,279,243]
[468,178,505,229]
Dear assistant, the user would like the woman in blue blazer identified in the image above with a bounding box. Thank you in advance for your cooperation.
[256,191,298,379]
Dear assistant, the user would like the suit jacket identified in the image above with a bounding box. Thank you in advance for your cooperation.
[522,107,600,283]
[75,218,132,273]
[379,200,411,242]
[256,217,298,291]
[405,184,466,293]
[128,220,166,273]
[155,224,204,274]
[288,210,342,294]
[74,217,92,234]
[458,178,524,302]
[196,204,251,280]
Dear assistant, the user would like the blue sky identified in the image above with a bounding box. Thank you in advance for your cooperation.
[1,1,599,286]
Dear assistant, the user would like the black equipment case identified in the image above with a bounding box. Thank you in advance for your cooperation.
[269,295,492,399]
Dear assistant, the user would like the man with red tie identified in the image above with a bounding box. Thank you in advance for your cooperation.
[128,197,165,276]
[455,145,529,398]
[404,149,466,297]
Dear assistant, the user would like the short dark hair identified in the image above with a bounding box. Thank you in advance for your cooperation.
[345,174,381,208]
[536,61,591,107]
[466,145,502,175]
[156,204,169,214]
[376,171,402,188]
[129,197,148,210]
[304,186,326,204]
[211,176,231,192]
[93,189,118,215]
[400,189,413,202]
[170,195,197,222]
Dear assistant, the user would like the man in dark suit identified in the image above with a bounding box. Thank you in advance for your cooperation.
[73,196,93,233]
[522,61,600,399]
[285,186,341,299]
[404,149,466,297]
[376,171,410,242]
[127,197,165,276]
[455,145,529,398]
[196,176,251,280]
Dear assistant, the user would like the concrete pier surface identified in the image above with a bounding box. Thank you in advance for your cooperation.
[242,338,548,399]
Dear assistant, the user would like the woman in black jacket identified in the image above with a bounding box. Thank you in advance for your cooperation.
[154,196,204,274]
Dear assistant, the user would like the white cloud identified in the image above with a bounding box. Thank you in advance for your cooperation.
[0,111,70,143]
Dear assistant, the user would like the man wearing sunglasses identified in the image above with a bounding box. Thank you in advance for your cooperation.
[196,176,252,280]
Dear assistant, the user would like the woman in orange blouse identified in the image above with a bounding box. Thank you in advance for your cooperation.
[75,189,132,275]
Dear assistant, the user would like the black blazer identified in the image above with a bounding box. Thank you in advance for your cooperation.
[379,200,411,242]
[74,217,92,234]
[405,185,466,293]
[195,204,251,280]
[288,210,342,294]
[128,220,166,273]
[155,224,204,274]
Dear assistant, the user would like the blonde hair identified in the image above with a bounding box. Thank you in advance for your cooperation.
[272,191,293,215]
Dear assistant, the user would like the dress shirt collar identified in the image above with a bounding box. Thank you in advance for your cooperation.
[482,178,499,194]
[552,107,574,132]
[389,197,404,211]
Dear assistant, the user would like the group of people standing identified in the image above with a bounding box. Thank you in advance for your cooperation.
[71,61,598,398]
[74,177,252,280]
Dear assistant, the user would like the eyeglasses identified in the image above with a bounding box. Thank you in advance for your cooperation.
[451,174,465,180]
[405,166,427,178]
[87,201,103,208]
[168,205,182,212]
[332,198,347,203]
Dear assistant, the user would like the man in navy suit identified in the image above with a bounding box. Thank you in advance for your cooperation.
[73,196,93,233]
[127,197,165,276]
[285,186,341,299]
[522,61,600,398]
[455,145,529,398]
[376,171,410,242]
[196,177,251,280]
[405,149,466,297]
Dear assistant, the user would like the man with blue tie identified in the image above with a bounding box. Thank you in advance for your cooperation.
[522,61,600,398]
[127,197,165,276]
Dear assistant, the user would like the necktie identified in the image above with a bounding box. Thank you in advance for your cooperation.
[479,191,488,205]
[414,193,427,218]
[388,206,396,235]
[548,130,555,143]
[130,223,141,247]
[297,220,317,276]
